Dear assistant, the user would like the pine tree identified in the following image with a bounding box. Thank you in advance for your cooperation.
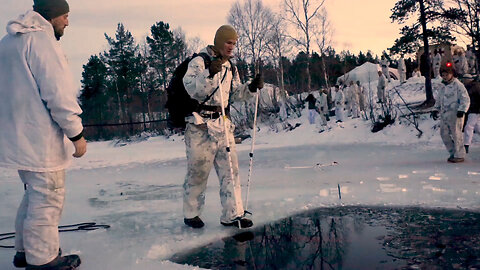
[80,55,109,139]
[103,23,144,136]
[146,22,181,90]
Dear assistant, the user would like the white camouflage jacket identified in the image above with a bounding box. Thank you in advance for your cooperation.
[435,78,470,116]
[334,90,345,107]
[0,11,83,172]
[183,46,254,136]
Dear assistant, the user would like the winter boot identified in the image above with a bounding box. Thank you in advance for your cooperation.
[221,217,253,228]
[465,145,469,154]
[14,249,62,268]
[184,216,204,228]
[448,157,465,163]
[25,254,80,270]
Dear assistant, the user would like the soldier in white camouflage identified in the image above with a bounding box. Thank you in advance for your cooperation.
[434,63,470,163]
[182,25,263,229]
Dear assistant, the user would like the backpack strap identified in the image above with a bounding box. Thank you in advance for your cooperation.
[191,53,236,112]
[193,52,212,70]
[199,68,229,109]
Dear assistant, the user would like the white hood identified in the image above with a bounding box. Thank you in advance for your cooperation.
[0,10,83,172]
[6,10,53,36]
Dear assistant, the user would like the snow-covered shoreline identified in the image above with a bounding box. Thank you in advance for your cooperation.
[1,79,480,269]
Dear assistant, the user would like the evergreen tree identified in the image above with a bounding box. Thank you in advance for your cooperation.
[103,23,144,135]
[80,55,109,139]
[146,22,181,90]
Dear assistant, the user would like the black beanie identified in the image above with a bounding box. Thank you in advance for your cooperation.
[33,0,69,20]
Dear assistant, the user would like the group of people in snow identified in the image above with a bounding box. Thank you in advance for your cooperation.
[0,1,263,269]
[418,46,476,79]
[305,80,368,132]
[309,50,480,164]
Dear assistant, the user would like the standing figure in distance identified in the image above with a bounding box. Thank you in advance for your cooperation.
[377,71,387,103]
[432,49,442,79]
[380,55,391,82]
[462,74,480,154]
[434,64,470,163]
[334,85,345,123]
[305,93,318,125]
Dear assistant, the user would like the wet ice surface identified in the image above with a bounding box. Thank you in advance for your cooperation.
[170,206,480,270]
[1,141,480,269]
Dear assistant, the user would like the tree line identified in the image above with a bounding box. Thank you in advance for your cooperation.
[80,0,480,140]
[79,0,386,140]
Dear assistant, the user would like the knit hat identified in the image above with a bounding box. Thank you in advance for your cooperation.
[33,0,69,20]
[214,25,238,51]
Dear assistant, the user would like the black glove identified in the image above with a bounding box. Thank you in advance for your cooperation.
[248,74,264,92]
[431,111,439,120]
[457,111,465,118]
[209,58,223,78]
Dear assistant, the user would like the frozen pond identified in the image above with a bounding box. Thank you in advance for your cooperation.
[170,206,480,269]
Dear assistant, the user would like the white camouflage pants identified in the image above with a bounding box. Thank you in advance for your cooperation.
[377,87,385,103]
[15,170,65,266]
[440,112,466,158]
[183,123,244,223]
[433,65,440,79]
[464,113,480,146]
[335,106,344,122]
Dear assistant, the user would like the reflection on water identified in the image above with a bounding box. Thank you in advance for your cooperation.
[169,207,480,269]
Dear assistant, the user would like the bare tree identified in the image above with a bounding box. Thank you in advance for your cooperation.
[266,14,292,97]
[185,36,206,56]
[284,0,326,91]
[315,7,333,90]
[228,0,275,74]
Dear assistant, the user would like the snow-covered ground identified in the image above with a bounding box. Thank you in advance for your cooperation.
[1,77,480,269]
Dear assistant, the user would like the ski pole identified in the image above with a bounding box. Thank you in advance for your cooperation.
[244,90,259,216]
[217,76,242,228]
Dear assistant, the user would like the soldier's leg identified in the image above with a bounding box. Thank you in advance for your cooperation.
[308,110,315,124]
[453,116,467,158]
[440,118,455,157]
[18,170,65,266]
[214,127,244,223]
[183,124,216,219]
[464,113,477,146]
[15,183,28,253]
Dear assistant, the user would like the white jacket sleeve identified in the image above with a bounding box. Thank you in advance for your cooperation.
[457,81,470,113]
[183,55,215,101]
[27,32,83,138]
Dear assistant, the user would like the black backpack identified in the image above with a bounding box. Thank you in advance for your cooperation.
[165,52,235,129]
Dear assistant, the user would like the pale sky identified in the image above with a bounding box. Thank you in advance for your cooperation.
[1,0,400,87]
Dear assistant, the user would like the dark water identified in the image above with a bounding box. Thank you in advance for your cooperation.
[169,207,480,270]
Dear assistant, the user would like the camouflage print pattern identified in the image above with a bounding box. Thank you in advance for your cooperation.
[436,78,470,159]
[440,112,466,158]
[377,74,387,103]
[317,93,328,126]
[334,89,345,122]
[183,122,244,223]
